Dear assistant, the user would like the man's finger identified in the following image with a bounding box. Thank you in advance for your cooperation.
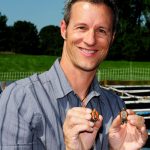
[110,114,122,129]
[128,115,145,129]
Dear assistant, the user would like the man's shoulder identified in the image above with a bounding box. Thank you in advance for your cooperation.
[0,71,48,99]
[0,71,49,107]
[15,71,48,87]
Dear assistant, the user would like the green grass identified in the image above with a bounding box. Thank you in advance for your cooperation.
[0,54,150,72]
[100,60,150,69]
[0,54,150,83]
[0,54,58,72]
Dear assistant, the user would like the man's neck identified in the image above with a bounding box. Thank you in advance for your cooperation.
[60,60,96,100]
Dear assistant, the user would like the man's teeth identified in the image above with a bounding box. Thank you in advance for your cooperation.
[82,49,96,54]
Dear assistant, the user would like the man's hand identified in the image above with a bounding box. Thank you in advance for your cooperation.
[109,109,148,150]
[63,107,103,150]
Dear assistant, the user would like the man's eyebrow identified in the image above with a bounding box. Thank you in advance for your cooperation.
[74,23,87,26]
[98,26,112,32]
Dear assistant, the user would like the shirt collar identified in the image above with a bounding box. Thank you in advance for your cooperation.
[46,58,101,100]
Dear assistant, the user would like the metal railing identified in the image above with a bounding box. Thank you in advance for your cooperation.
[0,72,41,81]
[0,68,150,81]
[97,68,150,81]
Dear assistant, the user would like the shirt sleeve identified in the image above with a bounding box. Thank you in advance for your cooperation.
[0,82,45,150]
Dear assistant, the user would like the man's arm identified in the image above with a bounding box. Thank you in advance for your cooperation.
[0,83,44,150]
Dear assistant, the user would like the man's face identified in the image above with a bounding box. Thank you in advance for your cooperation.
[61,2,115,72]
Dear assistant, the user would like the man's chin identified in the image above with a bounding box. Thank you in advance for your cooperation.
[76,64,99,72]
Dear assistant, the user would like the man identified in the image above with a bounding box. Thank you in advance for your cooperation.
[0,0,148,149]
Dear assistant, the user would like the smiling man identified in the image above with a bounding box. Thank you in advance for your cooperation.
[0,0,148,150]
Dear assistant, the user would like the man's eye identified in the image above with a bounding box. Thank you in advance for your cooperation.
[77,26,86,30]
[98,29,107,34]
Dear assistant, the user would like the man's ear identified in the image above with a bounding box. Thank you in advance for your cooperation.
[112,32,116,44]
[60,20,67,40]
[110,32,116,46]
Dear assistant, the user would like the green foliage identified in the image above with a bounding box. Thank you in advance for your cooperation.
[12,21,40,54]
[107,0,150,61]
[0,12,7,28]
[0,13,10,52]
[39,25,63,56]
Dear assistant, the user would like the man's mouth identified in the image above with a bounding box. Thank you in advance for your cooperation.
[80,48,97,56]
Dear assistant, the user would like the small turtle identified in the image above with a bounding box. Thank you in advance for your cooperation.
[91,109,99,122]
[120,108,128,124]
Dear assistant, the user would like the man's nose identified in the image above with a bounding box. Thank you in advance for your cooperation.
[83,30,96,46]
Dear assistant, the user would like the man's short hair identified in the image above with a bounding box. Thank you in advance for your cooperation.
[63,0,119,32]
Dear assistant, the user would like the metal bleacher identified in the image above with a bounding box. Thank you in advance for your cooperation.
[104,85,150,148]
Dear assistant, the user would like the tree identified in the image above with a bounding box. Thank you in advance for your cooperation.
[142,0,150,29]
[0,13,7,30]
[12,21,39,54]
[0,13,10,52]
[107,0,150,61]
[39,25,63,55]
